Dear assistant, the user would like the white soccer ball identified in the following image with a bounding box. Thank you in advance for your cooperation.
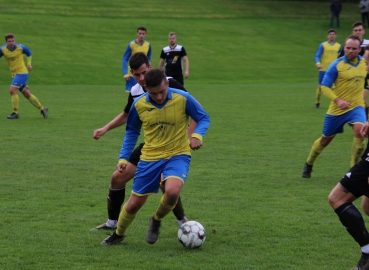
[178,220,206,248]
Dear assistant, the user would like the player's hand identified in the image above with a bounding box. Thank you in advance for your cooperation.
[184,71,189,78]
[335,98,350,110]
[190,138,202,150]
[27,65,33,72]
[117,163,127,173]
[93,128,106,140]
[124,75,130,82]
[316,64,322,70]
[361,122,369,138]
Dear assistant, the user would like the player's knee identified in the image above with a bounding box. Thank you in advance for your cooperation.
[110,170,128,189]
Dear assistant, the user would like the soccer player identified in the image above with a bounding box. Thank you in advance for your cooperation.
[314,29,342,108]
[158,32,189,86]
[302,35,367,178]
[122,26,152,92]
[0,33,48,119]
[93,53,193,230]
[329,44,369,270]
[101,69,210,246]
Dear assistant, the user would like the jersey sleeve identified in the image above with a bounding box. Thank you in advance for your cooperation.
[124,93,134,113]
[20,44,32,56]
[118,104,142,161]
[160,49,165,59]
[321,60,338,88]
[122,42,132,75]
[181,47,187,57]
[147,43,152,62]
[315,43,323,64]
[185,94,210,141]
[168,78,186,91]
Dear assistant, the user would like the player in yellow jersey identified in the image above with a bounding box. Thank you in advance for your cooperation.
[0,33,47,119]
[303,35,367,178]
[122,26,152,92]
[315,29,342,108]
[327,45,369,270]
[101,69,210,246]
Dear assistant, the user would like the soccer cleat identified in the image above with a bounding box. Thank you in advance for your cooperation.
[41,107,48,119]
[302,162,313,178]
[100,231,125,246]
[146,216,161,244]
[176,216,188,228]
[91,222,117,231]
[7,112,19,119]
[352,253,369,270]
[315,103,320,108]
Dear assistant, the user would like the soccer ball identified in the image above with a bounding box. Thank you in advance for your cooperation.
[178,220,206,248]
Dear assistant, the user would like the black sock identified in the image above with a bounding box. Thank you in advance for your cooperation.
[172,196,185,220]
[107,187,125,220]
[335,202,369,247]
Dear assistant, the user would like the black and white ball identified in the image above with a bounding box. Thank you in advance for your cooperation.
[178,221,206,248]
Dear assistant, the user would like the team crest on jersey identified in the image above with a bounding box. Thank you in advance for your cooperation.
[346,172,351,178]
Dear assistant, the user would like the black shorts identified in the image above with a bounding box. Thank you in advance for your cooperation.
[128,143,144,166]
[340,160,369,198]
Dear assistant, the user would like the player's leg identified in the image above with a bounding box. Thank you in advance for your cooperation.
[362,196,369,216]
[94,143,144,230]
[303,114,343,178]
[147,155,190,244]
[315,72,324,108]
[7,85,20,119]
[101,193,148,246]
[350,107,366,167]
[101,157,163,245]
[159,178,188,227]
[93,164,136,230]
[328,161,369,269]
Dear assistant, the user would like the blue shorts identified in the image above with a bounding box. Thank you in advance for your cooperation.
[132,154,191,196]
[125,76,137,91]
[318,71,326,84]
[11,74,29,92]
[322,106,366,137]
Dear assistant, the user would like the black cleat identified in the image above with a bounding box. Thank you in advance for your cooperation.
[352,253,369,270]
[101,231,125,246]
[41,107,48,119]
[91,222,116,231]
[302,162,313,178]
[315,103,320,108]
[146,216,161,244]
[7,112,19,119]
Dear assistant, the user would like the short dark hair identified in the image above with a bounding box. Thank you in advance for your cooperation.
[352,21,365,29]
[129,52,150,71]
[328,29,336,34]
[345,35,361,47]
[5,33,14,41]
[144,69,166,89]
[137,26,147,32]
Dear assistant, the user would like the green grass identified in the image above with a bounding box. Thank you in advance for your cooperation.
[0,1,368,269]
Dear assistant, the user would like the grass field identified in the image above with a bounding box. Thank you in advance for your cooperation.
[0,1,368,269]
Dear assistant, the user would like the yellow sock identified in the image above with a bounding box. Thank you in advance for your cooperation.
[351,137,365,167]
[153,195,177,221]
[11,94,19,113]
[306,138,326,165]
[116,204,137,236]
[28,94,44,110]
[316,86,321,104]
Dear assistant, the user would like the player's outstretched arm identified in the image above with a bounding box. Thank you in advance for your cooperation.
[93,112,128,140]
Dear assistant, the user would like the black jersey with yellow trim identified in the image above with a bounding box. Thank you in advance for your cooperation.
[123,77,186,113]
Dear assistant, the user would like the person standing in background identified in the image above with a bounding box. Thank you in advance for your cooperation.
[359,0,369,28]
[330,0,342,28]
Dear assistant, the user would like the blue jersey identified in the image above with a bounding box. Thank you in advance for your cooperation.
[122,39,152,76]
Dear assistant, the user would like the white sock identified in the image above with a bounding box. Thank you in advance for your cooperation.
[106,219,117,227]
[361,244,369,254]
